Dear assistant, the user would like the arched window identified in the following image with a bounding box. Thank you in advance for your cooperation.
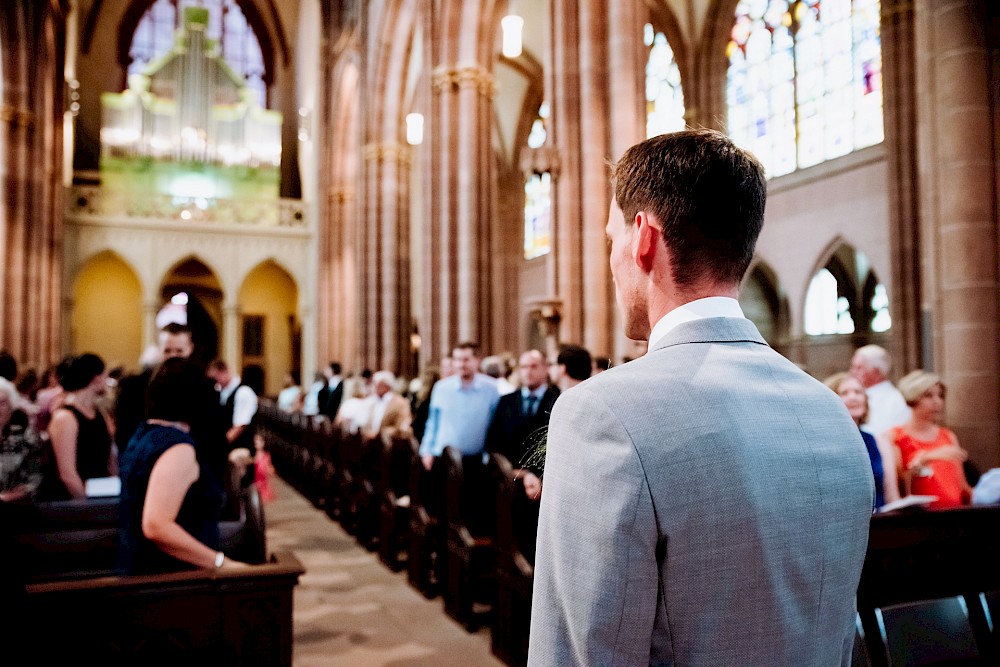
[128,0,267,107]
[726,0,883,177]
[804,268,855,335]
[645,23,685,138]
[524,103,552,260]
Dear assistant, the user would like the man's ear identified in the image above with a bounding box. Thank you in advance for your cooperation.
[633,211,659,272]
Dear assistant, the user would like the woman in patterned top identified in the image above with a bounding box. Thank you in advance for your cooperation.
[0,378,44,502]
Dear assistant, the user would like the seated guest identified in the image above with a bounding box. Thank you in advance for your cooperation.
[41,353,115,500]
[333,378,373,434]
[825,372,900,509]
[362,371,413,439]
[0,378,44,502]
[889,370,972,509]
[118,358,249,574]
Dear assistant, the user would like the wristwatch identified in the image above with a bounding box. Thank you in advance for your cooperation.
[214,551,225,569]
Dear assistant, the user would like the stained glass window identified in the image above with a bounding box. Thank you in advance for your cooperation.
[524,172,552,260]
[726,0,882,177]
[645,23,685,138]
[870,282,891,332]
[128,0,268,107]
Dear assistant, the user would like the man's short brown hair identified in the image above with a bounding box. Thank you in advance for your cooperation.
[453,341,481,357]
[610,129,766,288]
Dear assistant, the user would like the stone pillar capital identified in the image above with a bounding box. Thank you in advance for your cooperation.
[362,142,412,166]
[431,63,496,98]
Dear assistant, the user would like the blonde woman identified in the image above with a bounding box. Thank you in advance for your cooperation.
[888,370,971,509]
[825,372,900,509]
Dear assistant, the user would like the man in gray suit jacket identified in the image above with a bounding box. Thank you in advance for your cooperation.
[528,130,874,666]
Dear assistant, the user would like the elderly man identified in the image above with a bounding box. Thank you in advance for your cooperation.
[361,370,412,439]
[529,130,873,666]
[419,341,499,470]
[851,344,911,437]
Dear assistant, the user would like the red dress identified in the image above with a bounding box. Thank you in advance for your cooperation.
[889,425,969,509]
[254,450,275,502]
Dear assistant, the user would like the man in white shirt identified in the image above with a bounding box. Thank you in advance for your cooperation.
[207,359,258,453]
[850,344,911,437]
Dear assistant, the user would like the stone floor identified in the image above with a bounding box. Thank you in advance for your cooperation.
[264,475,505,667]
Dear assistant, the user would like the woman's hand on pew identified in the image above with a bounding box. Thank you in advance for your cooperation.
[218,557,252,571]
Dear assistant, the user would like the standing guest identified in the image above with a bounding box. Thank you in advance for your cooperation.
[318,361,344,421]
[277,371,303,412]
[41,354,116,500]
[486,349,559,497]
[207,360,259,456]
[419,342,499,470]
[439,357,455,379]
[34,364,64,433]
[889,370,972,509]
[115,323,194,449]
[825,372,900,509]
[547,343,592,392]
[118,358,249,574]
[851,344,911,437]
[529,130,873,666]
[302,371,327,417]
[334,378,373,433]
[482,355,517,395]
[0,379,44,502]
[361,371,412,439]
[410,366,441,443]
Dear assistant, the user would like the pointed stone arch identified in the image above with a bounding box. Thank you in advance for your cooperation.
[741,259,790,350]
[238,259,299,396]
[159,255,224,365]
[71,250,143,369]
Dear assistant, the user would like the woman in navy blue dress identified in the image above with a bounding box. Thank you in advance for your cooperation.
[118,358,249,574]
[825,372,900,510]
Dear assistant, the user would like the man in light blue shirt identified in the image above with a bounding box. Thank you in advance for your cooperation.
[419,341,500,470]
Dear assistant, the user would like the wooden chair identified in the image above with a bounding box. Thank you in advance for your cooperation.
[407,451,447,598]
[379,434,417,571]
[490,453,536,667]
[442,446,497,631]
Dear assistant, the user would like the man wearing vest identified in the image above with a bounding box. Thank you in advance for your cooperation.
[207,359,259,457]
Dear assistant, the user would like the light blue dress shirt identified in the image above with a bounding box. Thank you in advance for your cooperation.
[419,373,500,457]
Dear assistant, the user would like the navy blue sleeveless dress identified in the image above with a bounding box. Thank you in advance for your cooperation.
[118,423,224,574]
[860,429,885,509]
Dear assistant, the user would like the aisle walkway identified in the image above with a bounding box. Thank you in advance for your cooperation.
[265,475,505,667]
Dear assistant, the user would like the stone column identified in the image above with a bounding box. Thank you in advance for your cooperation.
[428,62,496,359]
[142,299,159,348]
[223,303,240,370]
[881,0,923,374]
[362,142,412,375]
[916,0,999,466]
[0,1,66,365]
[299,304,316,395]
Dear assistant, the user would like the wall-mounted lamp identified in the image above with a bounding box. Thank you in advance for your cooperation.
[406,112,424,146]
[501,14,524,58]
[298,107,311,142]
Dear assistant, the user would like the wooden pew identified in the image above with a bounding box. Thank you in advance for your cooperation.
[407,451,447,598]
[857,505,1000,666]
[442,447,497,631]
[490,453,536,667]
[379,434,418,571]
[23,551,304,667]
[13,481,267,583]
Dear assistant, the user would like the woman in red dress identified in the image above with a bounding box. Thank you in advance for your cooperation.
[889,371,971,509]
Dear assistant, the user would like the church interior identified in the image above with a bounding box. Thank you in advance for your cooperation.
[2,0,1000,664]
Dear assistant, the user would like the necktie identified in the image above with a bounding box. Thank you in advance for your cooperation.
[525,394,539,416]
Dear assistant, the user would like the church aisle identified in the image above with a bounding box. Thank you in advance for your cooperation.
[265,476,505,667]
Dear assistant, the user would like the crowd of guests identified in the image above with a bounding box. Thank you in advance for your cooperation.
[0,324,260,574]
[1,333,994,577]
[829,344,980,511]
[279,341,600,509]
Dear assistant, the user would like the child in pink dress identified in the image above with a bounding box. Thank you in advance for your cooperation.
[253,435,275,502]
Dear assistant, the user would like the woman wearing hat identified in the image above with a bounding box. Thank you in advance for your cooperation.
[888,370,972,509]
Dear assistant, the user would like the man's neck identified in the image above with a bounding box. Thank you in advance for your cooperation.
[646,283,741,336]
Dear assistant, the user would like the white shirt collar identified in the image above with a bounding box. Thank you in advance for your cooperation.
[647,297,746,351]
[220,376,241,403]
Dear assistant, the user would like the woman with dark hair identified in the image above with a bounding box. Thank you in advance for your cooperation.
[118,357,248,574]
[41,353,115,499]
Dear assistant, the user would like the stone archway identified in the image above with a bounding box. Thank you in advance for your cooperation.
[238,259,299,397]
[159,256,224,366]
[71,251,143,370]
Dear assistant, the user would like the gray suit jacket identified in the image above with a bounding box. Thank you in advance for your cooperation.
[528,318,873,666]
